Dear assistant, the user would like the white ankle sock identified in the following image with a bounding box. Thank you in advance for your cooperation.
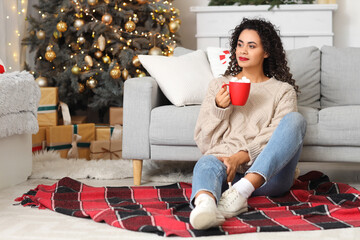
[233,178,255,199]
[195,193,215,206]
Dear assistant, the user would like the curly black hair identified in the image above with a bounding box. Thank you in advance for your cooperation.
[224,18,299,92]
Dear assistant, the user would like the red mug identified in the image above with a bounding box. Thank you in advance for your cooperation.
[222,81,251,106]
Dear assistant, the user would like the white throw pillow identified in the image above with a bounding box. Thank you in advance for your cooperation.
[138,50,214,106]
[207,47,231,78]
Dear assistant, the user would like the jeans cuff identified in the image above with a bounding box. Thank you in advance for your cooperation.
[245,170,267,185]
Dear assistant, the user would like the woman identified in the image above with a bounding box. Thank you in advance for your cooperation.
[189,18,307,230]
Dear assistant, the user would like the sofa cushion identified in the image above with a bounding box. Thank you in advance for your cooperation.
[150,105,200,146]
[316,106,360,146]
[298,106,318,125]
[286,46,321,109]
[321,46,360,108]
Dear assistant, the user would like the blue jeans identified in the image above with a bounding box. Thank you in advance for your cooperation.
[190,112,307,206]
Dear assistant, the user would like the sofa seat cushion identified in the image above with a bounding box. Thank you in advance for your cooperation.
[314,106,360,146]
[150,105,200,146]
[298,106,318,125]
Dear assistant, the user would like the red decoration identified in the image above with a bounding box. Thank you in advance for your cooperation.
[0,64,5,74]
[0,59,5,73]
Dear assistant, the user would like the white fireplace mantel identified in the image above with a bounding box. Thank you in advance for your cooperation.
[190,4,338,50]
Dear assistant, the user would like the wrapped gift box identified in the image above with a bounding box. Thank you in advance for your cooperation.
[59,115,87,125]
[90,139,122,160]
[95,125,115,141]
[46,123,95,159]
[91,125,122,160]
[109,107,123,125]
[38,87,58,126]
[32,127,47,152]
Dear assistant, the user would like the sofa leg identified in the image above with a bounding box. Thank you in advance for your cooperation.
[133,159,143,186]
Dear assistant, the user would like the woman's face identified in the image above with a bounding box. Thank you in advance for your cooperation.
[235,29,268,70]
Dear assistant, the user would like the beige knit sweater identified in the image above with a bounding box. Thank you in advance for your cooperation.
[194,76,298,172]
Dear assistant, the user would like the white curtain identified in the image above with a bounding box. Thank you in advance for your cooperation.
[0,0,31,71]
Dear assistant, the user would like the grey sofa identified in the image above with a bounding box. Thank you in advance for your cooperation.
[123,46,360,185]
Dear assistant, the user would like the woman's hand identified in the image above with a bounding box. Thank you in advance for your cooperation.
[218,151,250,182]
[215,85,230,108]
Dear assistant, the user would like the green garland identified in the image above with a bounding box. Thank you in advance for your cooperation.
[209,0,315,9]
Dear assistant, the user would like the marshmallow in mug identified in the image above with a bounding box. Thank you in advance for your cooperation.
[230,76,251,83]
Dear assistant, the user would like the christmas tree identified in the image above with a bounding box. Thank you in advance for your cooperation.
[23,0,180,114]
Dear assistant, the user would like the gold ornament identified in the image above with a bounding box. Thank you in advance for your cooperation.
[56,21,68,32]
[98,35,106,51]
[110,65,121,79]
[102,55,111,64]
[175,19,181,25]
[45,49,56,62]
[36,30,45,40]
[122,68,129,80]
[132,56,141,67]
[87,0,98,6]
[74,19,85,30]
[35,76,48,87]
[169,20,180,33]
[85,55,93,67]
[71,65,81,75]
[77,36,86,44]
[137,0,147,3]
[173,8,180,16]
[102,13,113,25]
[53,31,61,39]
[78,83,85,93]
[148,46,162,55]
[86,77,98,89]
[94,50,103,59]
[125,20,136,32]
[136,70,146,78]
[104,0,110,3]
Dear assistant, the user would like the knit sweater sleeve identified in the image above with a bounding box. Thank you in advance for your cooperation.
[245,84,298,165]
[194,78,233,154]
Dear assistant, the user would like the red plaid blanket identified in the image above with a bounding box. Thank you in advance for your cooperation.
[15,171,360,237]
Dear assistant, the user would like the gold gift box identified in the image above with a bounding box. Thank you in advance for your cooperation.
[90,140,122,160]
[38,87,58,127]
[46,123,95,160]
[109,107,123,125]
[95,125,115,141]
[32,127,47,152]
[59,115,87,125]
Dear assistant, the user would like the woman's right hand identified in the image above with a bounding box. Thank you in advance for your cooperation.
[215,85,230,108]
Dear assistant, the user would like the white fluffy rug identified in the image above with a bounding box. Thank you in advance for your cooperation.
[31,151,194,183]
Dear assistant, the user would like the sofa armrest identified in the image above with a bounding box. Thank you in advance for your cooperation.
[122,77,167,160]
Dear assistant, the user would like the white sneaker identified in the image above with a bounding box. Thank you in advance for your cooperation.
[190,196,225,230]
[218,183,248,218]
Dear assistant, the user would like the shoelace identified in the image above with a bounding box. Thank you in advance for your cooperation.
[219,182,240,208]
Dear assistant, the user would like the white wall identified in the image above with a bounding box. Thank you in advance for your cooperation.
[173,0,360,49]
[333,0,360,47]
